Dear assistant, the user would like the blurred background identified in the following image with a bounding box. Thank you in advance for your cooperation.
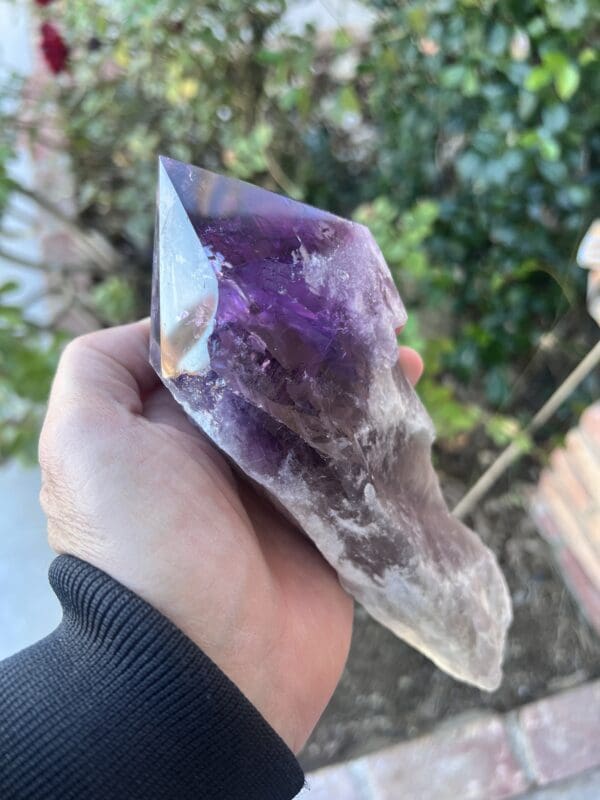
[0,1,599,797]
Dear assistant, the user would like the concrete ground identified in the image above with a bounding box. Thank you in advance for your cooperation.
[0,463,60,660]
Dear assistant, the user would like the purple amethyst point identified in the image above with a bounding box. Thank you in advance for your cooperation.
[150,156,512,690]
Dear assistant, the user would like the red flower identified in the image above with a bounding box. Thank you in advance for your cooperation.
[40,22,69,74]
[35,0,55,6]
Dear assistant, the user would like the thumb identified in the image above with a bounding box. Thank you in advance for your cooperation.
[48,319,158,417]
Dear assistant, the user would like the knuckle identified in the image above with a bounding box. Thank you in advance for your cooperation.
[38,418,63,487]
[46,518,65,554]
[60,328,114,368]
[56,332,103,391]
[62,330,100,358]
[38,404,76,481]
[59,333,90,370]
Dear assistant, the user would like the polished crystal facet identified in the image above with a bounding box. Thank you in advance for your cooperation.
[151,156,512,690]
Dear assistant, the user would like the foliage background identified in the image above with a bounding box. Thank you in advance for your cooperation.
[0,0,598,466]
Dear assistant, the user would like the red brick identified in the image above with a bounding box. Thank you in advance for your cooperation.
[534,475,600,588]
[549,449,594,513]
[580,403,600,456]
[531,490,563,545]
[564,430,600,508]
[557,548,600,635]
[363,714,529,800]
[517,680,600,785]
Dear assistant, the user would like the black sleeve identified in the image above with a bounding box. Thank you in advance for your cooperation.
[0,555,304,800]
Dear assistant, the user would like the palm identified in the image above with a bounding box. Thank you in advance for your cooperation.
[43,320,421,752]
[133,385,353,750]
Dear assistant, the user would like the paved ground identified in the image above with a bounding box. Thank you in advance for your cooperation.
[301,680,600,799]
[0,464,60,660]
[517,769,600,800]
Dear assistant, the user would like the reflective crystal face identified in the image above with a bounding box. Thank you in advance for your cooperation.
[151,156,512,690]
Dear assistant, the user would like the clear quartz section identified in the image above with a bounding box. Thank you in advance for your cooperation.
[151,156,512,690]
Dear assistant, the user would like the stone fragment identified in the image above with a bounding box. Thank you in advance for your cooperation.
[150,156,512,689]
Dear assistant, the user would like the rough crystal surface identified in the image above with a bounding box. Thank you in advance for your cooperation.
[150,156,512,690]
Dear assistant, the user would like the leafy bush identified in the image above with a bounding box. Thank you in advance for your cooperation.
[365,0,598,407]
[0,282,64,461]
[0,0,598,461]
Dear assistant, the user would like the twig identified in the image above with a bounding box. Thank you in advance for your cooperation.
[0,246,94,275]
[453,338,600,519]
[8,181,120,272]
[265,154,302,199]
[0,226,34,239]
[0,246,48,272]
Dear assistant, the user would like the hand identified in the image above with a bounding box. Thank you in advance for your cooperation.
[39,319,423,752]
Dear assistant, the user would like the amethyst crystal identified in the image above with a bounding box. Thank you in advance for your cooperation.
[150,156,512,690]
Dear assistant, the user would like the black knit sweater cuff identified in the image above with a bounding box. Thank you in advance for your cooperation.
[0,555,304,800]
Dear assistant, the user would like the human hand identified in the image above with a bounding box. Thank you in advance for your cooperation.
[39,319,423,752]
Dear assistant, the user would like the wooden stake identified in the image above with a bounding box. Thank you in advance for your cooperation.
[453,338,600,520]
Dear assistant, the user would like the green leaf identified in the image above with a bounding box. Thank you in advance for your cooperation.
[0,305,24,325]
[546,0,588,31]
[462,68,480,97]
[554,63,580,100]
[0,280,18,295]
[419,379,482,440]
[542,50,569,73]
[485,414,520,446]
[538,135,560,162]
[406,6,428,34]
[542,104,569,133]
[441,64,466,89]
[527,17,547,38]
[525,66,551,92]
[338,86,361,114]
[333,28,352,50]
[256,49,285,66]
[91,276,136,324]
[579,48,597,66]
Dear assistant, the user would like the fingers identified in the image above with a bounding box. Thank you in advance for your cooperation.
[398,346,424,386]
[39,320,158,542]
[49,319,158,417]
[142,385,201,436]
[48,317,422,426]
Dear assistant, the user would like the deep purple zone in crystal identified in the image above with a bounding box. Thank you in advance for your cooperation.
[151,158,409,572]
[153,156,405,456]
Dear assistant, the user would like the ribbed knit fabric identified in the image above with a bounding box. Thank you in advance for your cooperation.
[0,556,304,800]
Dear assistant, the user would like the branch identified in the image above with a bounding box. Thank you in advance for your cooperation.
[0,246,49,272]
[0,246,96,276]
[265,154,302,199]
[453,338,600,519]
[8,180,121,272]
